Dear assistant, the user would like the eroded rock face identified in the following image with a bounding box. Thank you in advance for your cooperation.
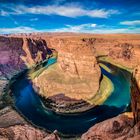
[81,113,134,140]
[0,36,59,140]
[32,38,101,113]
[81,113,140,140]
[0,107,27,127]
[0,125,60,140]
[0,36,53,110]
[40,93,94,113]
[0,36,52,79]
[131,66,140,123]
[80,35,140,69]
[0,34,140,139]
[0,107,60,140]
[33,52,101,99]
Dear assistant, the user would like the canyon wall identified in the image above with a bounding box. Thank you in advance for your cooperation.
[0,35,53,108]
[82,65,140,140]
[1,34,139,80]
[0,33,140,139]
[0,36,60,140]
[0,36,52,79]
[43,34,140,70]
[131,66,140,124]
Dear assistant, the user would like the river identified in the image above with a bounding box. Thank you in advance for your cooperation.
[10,58,131,136]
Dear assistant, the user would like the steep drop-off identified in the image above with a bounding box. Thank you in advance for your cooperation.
[32,38,101,113]
[0,36,60,140]
[82,65,140,140]
[0,33,140,139]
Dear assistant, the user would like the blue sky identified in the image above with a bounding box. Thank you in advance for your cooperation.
[0,0,140,34]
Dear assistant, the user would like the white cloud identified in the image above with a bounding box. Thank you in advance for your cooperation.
[0,10,9,16]
[0,26,38,34]
[63,23,97,32]
[120,20,140,26]
[0,4,119,18]
[50,24,140,33]
[30,18,38,21]
[1,24,140,34]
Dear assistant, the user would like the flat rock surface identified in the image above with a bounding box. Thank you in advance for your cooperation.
[0,107,26,127]
[81,113,134,140]
[0,124,60,140]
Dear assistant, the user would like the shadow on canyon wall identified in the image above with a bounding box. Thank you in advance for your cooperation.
[0,36,52,79]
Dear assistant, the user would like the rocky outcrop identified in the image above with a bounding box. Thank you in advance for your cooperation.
[0,36,59,140]
[81,113,140,140]
[0,36,52,79]
[131,66,140,124]
[0,107,60,140]
[0,125,60,140]
[81,113,135,140]
[0,106,26,127]
[32,38,101,113]
[32,34,140,113]
[40,94,95,113]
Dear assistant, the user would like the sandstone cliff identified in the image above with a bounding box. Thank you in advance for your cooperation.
[0,36,52,79]
[0,33,140,139]
[32,38,101,113]
[131,66,140,123]
[0,36,59,140]
[81,64,140,140]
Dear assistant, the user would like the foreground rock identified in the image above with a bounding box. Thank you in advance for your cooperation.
[81,113,140,140]
[0,125,60,140]
[0,107,60,140]
[0,107,26,127]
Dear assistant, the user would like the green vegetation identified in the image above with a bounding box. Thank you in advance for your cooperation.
[87,75,114,105]
[28,67,47,79]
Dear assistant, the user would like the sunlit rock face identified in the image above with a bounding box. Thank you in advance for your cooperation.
[0,33,140,138]
[33,38,101,102]
[81,113,135,140]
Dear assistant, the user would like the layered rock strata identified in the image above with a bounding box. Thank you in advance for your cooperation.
[0,34,140,139]
[0,36,58,140]
[81,112,140,140]
[32,38,101,113]
[131,66,140,123]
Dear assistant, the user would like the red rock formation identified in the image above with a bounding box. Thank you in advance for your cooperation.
[131,66,140,124]
[81,113,134,140]
[0,33,140,139]
[0,107,60,140]
[0,125,60,140]
[0,36,52,79]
